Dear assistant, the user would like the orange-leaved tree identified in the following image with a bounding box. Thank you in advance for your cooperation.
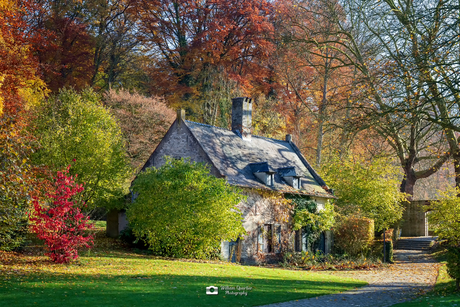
[0,0,46,116]
[135,0,275,121]
[0,0,51,250]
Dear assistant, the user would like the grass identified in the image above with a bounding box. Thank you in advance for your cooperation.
[91,220,107,228]
[391,248,460,307]
[0,226,367,307]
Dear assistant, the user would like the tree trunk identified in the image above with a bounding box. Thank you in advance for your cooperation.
[316,66,329,167]
[400,169,416,199]
[316,120,324,167]
[453,151,460,196]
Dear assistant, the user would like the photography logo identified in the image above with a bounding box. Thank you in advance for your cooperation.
[206,286,218,295]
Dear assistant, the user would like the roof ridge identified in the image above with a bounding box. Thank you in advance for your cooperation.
[251,134,287,143]
[184,120,229,131]
[185,120,288,143]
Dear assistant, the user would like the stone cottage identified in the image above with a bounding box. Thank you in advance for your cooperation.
[108,97,335,263]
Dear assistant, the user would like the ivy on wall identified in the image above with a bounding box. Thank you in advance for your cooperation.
[288,194,335,252]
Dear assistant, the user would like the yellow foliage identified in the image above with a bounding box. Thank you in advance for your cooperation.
[0,75,4,115]
[18,78,49,109]
[0,0,14,9]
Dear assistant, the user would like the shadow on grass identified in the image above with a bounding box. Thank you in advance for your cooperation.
[0,268,366,307]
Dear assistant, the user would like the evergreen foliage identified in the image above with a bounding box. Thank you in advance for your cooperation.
[128,157,245,259]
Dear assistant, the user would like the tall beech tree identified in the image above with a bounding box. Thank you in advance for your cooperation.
[37,15,95,92]
[0,0,46,116]
[135,0,275,121]
[285,0,452,196]
[34,0,143,93]
[85,0,141,90]
[368,0,460,191]
[273,0,359,166]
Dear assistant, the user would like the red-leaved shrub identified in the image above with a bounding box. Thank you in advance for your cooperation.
[30,166,93,263]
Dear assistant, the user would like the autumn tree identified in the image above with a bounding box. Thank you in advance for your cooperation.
[31,88,132,210]
[33,0,145,93]
[0,0,50,249]
[36,13,95,93]
[349,0,456,195]
[365,0,460,191]
[273,0,360,166]
[81,0,142,90]
[135,0,275,122]
[103,89,175,170]
[283,0,453,197]
[30,166,94,263]
[0,0,47,116]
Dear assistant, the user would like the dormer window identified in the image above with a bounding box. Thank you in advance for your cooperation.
[266,172,275,186]
[278,167,302,189]
[292,177,300,189]
[249,162,275,187]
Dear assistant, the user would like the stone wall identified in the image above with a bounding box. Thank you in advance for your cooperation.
[221,189,293,264]
[401,200,429,237]
[142,119,221,177]
[220,190,332,263]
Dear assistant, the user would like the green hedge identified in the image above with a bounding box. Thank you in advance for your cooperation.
[333,215,374,256]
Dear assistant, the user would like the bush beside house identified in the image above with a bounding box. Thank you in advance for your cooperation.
[128,157,245,259]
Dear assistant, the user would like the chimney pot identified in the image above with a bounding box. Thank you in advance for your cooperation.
[231,97,252,141]
[176,109,185,124]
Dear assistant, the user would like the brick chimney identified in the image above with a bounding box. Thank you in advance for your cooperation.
[231,97,252,141]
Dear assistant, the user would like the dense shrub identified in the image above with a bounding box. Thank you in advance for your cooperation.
[446,247,460,291]
[0,117,31,251]
[128,157,245,259]
[333,215,374,256]
[281,250,381,270]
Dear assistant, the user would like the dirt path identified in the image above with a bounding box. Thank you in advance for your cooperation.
[260,249,440,307]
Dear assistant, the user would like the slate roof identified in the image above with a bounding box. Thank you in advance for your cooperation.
[184,120,335,199]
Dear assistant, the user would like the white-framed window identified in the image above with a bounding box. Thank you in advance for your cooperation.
[258,224,282,254]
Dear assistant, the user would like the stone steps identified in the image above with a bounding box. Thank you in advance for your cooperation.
[395,237,436,250]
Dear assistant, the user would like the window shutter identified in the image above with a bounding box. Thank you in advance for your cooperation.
[301,228,307,252]
[258,226,263,252]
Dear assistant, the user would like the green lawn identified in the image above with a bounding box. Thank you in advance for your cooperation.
[0,229,367,307]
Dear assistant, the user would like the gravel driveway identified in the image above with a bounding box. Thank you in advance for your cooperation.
[260,249,440,307]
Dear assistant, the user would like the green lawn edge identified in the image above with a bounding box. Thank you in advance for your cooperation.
[0,250,367,307]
